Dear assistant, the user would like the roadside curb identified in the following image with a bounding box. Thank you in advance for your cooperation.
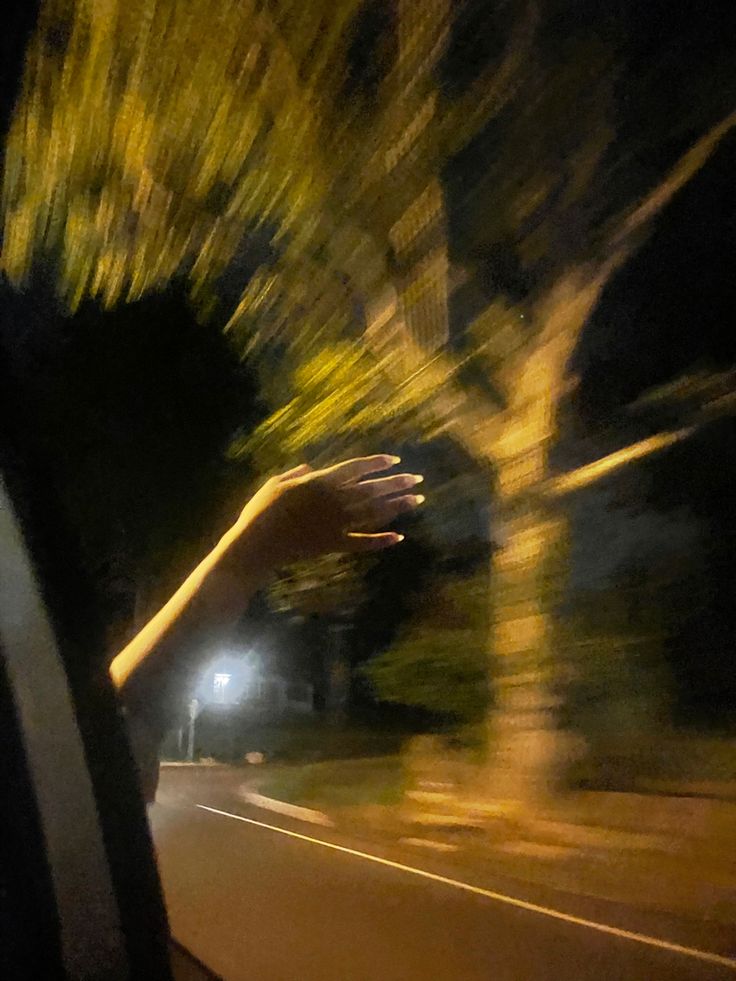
[239,789,334,827]
[161,761,225,767]
[399,836,460,852]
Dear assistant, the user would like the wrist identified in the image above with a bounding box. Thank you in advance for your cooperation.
[219,513,283,585]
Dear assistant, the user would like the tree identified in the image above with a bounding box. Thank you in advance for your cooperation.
[228,2,736,797]
[364,573,489,725]
[4,0,736,799]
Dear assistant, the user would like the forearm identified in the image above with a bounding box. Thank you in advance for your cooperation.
[106,454,417,802]
[110,520,273,697]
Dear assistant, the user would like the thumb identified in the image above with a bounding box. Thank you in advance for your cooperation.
[279,463,312,481]
[346,531,405,553]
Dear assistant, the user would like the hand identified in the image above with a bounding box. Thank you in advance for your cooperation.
[233,455,424,569]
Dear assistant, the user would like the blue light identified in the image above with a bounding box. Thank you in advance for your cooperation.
[195,652,254,705]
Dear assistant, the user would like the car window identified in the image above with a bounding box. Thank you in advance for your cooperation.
[0,466,222,980]
[0,476,127,979]
[0,647,64,981]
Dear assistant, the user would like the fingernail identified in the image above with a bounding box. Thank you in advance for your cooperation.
[388,454,401,464]
[411,474,424,485]
[413,494,425,505]
[395,533,405,542]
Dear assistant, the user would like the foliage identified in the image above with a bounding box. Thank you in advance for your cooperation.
[231,339,434,473]
[6,1,731,470]
[2,1,526,341]
[558,493,705,785]
[364,573,489,723]
[562,587,670,727]
[3,0,366,312]
[268,552,370,618]
[231,334,435,621]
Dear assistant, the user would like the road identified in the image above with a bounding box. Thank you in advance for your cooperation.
[150,767,736,981]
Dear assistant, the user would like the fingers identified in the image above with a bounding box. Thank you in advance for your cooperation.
[346,531,405,553]
[351,472,423,501]
[350,493,425,531]
[324,454,401,485]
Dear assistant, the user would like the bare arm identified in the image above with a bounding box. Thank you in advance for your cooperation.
[109,519,270,694]
[111,455,423,707]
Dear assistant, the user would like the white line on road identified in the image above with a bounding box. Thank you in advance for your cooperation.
[196,804,736,971]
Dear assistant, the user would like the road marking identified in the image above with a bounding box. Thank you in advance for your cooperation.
[196,804,736,971]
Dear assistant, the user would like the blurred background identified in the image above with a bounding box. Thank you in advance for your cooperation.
[2,1,735,978]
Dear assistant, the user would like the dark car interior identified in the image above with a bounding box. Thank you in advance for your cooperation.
[1,358,219,981]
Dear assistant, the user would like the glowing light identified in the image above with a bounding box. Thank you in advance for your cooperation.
[196,653,254,705]
[213,672,231,703]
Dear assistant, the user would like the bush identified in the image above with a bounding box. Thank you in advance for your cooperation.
[363,574,489,724]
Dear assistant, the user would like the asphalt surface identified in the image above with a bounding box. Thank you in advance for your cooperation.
[150,767,736,981]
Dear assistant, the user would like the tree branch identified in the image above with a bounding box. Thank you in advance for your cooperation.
[547,428,694,497]
[606,109,736,266]
[547,378,736,498]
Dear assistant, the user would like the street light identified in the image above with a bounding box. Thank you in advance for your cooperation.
[213,672,232,703]
[186,651,256,760]
[186,698,199,762]
[195,652,255,706]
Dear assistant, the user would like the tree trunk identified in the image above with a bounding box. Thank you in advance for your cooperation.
[487,492,570,801]
[478,276,609,802]
[482,368,576,802]
[324,624,350,727]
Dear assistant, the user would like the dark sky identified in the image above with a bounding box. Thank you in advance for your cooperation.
[576,132,736,424]
[576,0,736,412]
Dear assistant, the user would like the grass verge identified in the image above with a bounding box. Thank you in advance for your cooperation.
[256,755,406,809]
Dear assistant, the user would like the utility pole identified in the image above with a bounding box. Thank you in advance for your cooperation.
[187,698,199,762]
